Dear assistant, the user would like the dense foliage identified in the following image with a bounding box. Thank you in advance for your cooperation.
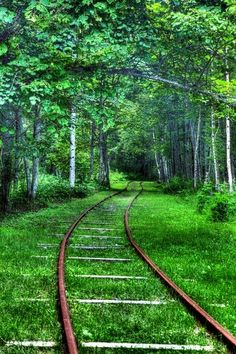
[0,0,236,212]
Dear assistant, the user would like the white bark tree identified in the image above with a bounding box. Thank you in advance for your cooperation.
[152,128,161,180]
[211,106,220,191]
[225,56,233,193]
[69,105,77,188]
[193,108,201,189]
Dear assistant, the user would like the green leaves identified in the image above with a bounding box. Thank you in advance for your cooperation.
[226,0,236,15]
[0,7,15,24]
[0,126,14,135]
[29,96,38,106]
[0,44,8,56]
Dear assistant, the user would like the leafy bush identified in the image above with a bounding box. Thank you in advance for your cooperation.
[110,170,128,189]
[196,183,214,213]
[163,177,192,194]
[211,195,229,222]
[197,183,236,222]
[11,174,97,210]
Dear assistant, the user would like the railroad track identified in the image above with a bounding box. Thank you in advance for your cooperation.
[57,182,236,354]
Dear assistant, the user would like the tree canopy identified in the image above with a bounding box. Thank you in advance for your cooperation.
[0,0,236,211]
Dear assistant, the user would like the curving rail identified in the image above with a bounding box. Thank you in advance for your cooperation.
[124,182,236,354]
[57,181,236,354]
[57,185,129,354]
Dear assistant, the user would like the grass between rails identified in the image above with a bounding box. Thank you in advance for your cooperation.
[66,187,226,353]
[129,182,236,338]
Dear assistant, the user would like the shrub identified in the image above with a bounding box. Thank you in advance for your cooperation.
[163,177,192,194]
[196,183,214,213]
[211,195,229,222]
[110,170,128,189]
[11,174,97,210]
[197,183,236,222]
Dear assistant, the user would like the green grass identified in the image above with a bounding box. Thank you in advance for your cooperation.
[0,180,233,353]
[130,182,236,338]
[0,191,113,352]
[66,187,227,353]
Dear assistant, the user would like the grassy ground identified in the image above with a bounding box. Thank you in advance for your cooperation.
[0,179,233,353]
[66,184,226,353]
[130,182,236,339]
[0,189,118,353]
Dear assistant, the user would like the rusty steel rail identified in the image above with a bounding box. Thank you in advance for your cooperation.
[124,182,236,354]
[58,185,129,354]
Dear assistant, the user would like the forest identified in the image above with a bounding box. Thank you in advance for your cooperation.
[1,1,236,353]
[0,0,236,212]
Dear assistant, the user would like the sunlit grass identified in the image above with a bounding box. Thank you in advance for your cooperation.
[0,191,112,351]
[0,181,232,353]
[66,189,227,353]
[130,182,236,337]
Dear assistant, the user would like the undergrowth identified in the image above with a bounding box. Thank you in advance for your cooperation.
[196,182,236,221]
[130,182,236,340]
[162,177,193,195]
[9,174,99,212]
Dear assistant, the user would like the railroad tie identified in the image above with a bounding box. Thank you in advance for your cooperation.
[74,275,147,280]
[69,245,124,250]
[17,298,49,302]
[72,299,169,305]
[77,227,119,231]
[31,255,53,259]
[76,235,122,239]
[68,256,131,262]
[37,243,58,248]
[81,342,214,351]
[6,341,56,348]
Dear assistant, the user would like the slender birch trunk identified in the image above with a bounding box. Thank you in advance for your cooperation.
[226,112,233,192]
[89,121,95,179]
[99,125,110,187]
[225,56,233,193]
[24,158,31,197]
[152,128,161,180]
[211,106,219,190]
[193,108,201,189]
[69,105,77,188]
[14,108,22,187]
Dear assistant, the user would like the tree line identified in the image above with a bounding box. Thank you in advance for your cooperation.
[0,0,236,212]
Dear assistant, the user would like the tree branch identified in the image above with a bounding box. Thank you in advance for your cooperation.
[109,68,236,106]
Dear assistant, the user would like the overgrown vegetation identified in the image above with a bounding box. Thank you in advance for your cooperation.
[66,186,226,352]
[0,189,116,352]
[1,1,236,213]
[162,177,193,195]
[130,182,236,338]
[9,174,98,211]
[197,183,236,221]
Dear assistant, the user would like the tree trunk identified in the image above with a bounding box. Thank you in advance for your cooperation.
[89,121,95,179]
[211,106,220,190]
[14,108,22,187]
[0,124,13,212]
[69,105,77,188]
[152,128,161,180]
[30,109,41,199]
[225,58,233,192]
[0,152,12,212]
[193,108,201,189]
[24,158,31,197]
[226,112,233,192]
[99,125,110,187]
